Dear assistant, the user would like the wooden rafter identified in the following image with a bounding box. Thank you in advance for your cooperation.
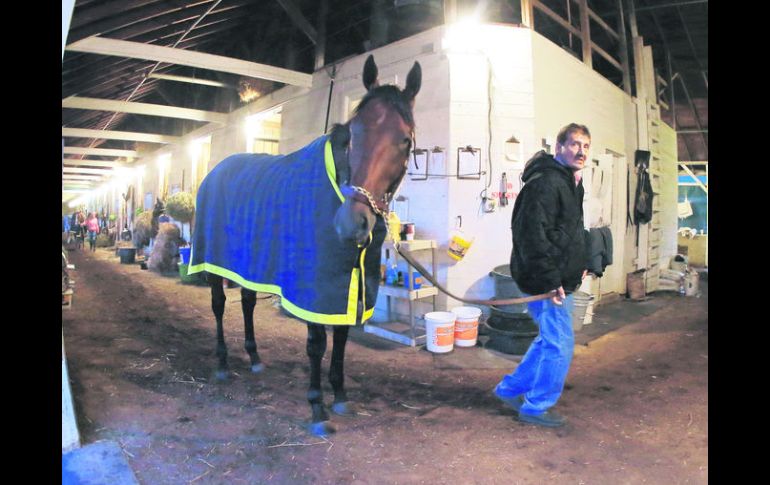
[63,159,127,168]
[63,96,229,124]
[275,0,318,45]
[67,0,220,43]
[62,146,138,158]
[66,37,313,87]
[62,128,180,144]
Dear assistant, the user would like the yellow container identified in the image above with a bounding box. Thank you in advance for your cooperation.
[387,212,402,244]
[447,231,473,261]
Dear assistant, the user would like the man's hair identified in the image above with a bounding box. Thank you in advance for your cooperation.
[556,123,591,144]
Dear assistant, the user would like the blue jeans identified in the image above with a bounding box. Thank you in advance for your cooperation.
[495,294,575,415]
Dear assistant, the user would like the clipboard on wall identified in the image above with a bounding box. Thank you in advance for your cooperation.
[457,146,481,179]
[408,148,428,180]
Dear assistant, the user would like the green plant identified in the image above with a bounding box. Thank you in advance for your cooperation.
[165,191,195,223]
[135,207,144,216]
[109,214,117,222]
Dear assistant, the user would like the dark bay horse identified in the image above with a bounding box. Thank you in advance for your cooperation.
[188,56,421,436]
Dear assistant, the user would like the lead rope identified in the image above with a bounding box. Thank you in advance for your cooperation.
[348,185,555,307]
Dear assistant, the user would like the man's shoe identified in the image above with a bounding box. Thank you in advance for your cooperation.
[515,410,566,428]
[493,391,524,413]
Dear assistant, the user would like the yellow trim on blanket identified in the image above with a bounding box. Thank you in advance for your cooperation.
[188,262,364,325]
[325,139,345,203]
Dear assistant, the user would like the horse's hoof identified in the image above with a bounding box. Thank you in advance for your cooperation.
[215,370,229,381]
[331,401,356,417]
[307,421,336,438]
[251,363,265,374]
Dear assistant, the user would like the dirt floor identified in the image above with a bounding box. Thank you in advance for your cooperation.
[62,247,708,484]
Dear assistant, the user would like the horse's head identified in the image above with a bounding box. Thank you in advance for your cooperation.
[333,55,421,245]
[153,198,165,218]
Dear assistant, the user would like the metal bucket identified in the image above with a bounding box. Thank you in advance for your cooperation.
[489,264,527,313]
[571,291,594,332]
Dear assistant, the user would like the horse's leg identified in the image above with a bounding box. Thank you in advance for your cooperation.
[306,323,334,437]
[240,287,264,374]
[208,273,229,380]
[329,326,355,416]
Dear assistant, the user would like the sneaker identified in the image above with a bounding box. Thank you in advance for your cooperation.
[516,410,566,428]
[493,390,524,413]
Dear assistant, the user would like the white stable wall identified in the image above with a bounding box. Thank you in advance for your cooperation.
[441,25,537,310]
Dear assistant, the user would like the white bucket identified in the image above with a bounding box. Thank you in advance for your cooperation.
[424,311,456,353]
[451,306,483,347]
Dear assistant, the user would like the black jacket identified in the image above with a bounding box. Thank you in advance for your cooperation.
[584,226,613,277]
[509,151,587,295]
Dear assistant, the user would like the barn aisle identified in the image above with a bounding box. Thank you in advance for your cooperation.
[62,247,707,484]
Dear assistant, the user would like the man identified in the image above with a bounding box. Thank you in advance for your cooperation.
[493,123,590,428]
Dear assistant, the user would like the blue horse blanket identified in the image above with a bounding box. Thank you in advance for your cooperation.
[188,135,386,325]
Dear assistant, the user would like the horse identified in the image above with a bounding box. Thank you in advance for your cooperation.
[188,55,421,437]
[152,198,165,235]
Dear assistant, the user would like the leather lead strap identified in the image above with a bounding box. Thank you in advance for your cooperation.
[395,245,556,307]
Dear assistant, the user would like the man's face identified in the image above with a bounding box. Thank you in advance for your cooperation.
[555,131,590,171]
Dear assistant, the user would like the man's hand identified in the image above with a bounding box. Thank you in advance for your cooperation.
[551,286,566,305]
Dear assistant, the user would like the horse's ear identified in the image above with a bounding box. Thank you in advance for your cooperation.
[363,54,379,91]
[402,61,422,103]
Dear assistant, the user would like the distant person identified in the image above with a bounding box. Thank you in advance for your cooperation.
[493,123,591,428]
[71,211,84,250]
[85,212,100,252]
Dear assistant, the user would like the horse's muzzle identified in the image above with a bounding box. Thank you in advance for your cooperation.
[333,198,376,245]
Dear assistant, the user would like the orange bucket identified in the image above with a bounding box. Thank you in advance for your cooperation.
[451,306,482,347]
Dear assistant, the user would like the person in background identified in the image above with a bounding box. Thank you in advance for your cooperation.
[492,123,591,428]
[85,211,100,252]
[63,214,71,243]
[71,211,84,250]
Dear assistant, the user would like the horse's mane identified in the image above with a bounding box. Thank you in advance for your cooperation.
[354,85,415,127]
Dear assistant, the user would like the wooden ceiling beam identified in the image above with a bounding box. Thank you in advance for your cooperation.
[275,0,318,45]
[62,128,180,144]
[66,37,312,87]
[62,1,257,73]
[62,174,106,181]
[67,0,220,43]
[63,159,127,168]
[110,0,256,44]
[62,96,229,124]
[62,167,115,175]
[63,146,139,158]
